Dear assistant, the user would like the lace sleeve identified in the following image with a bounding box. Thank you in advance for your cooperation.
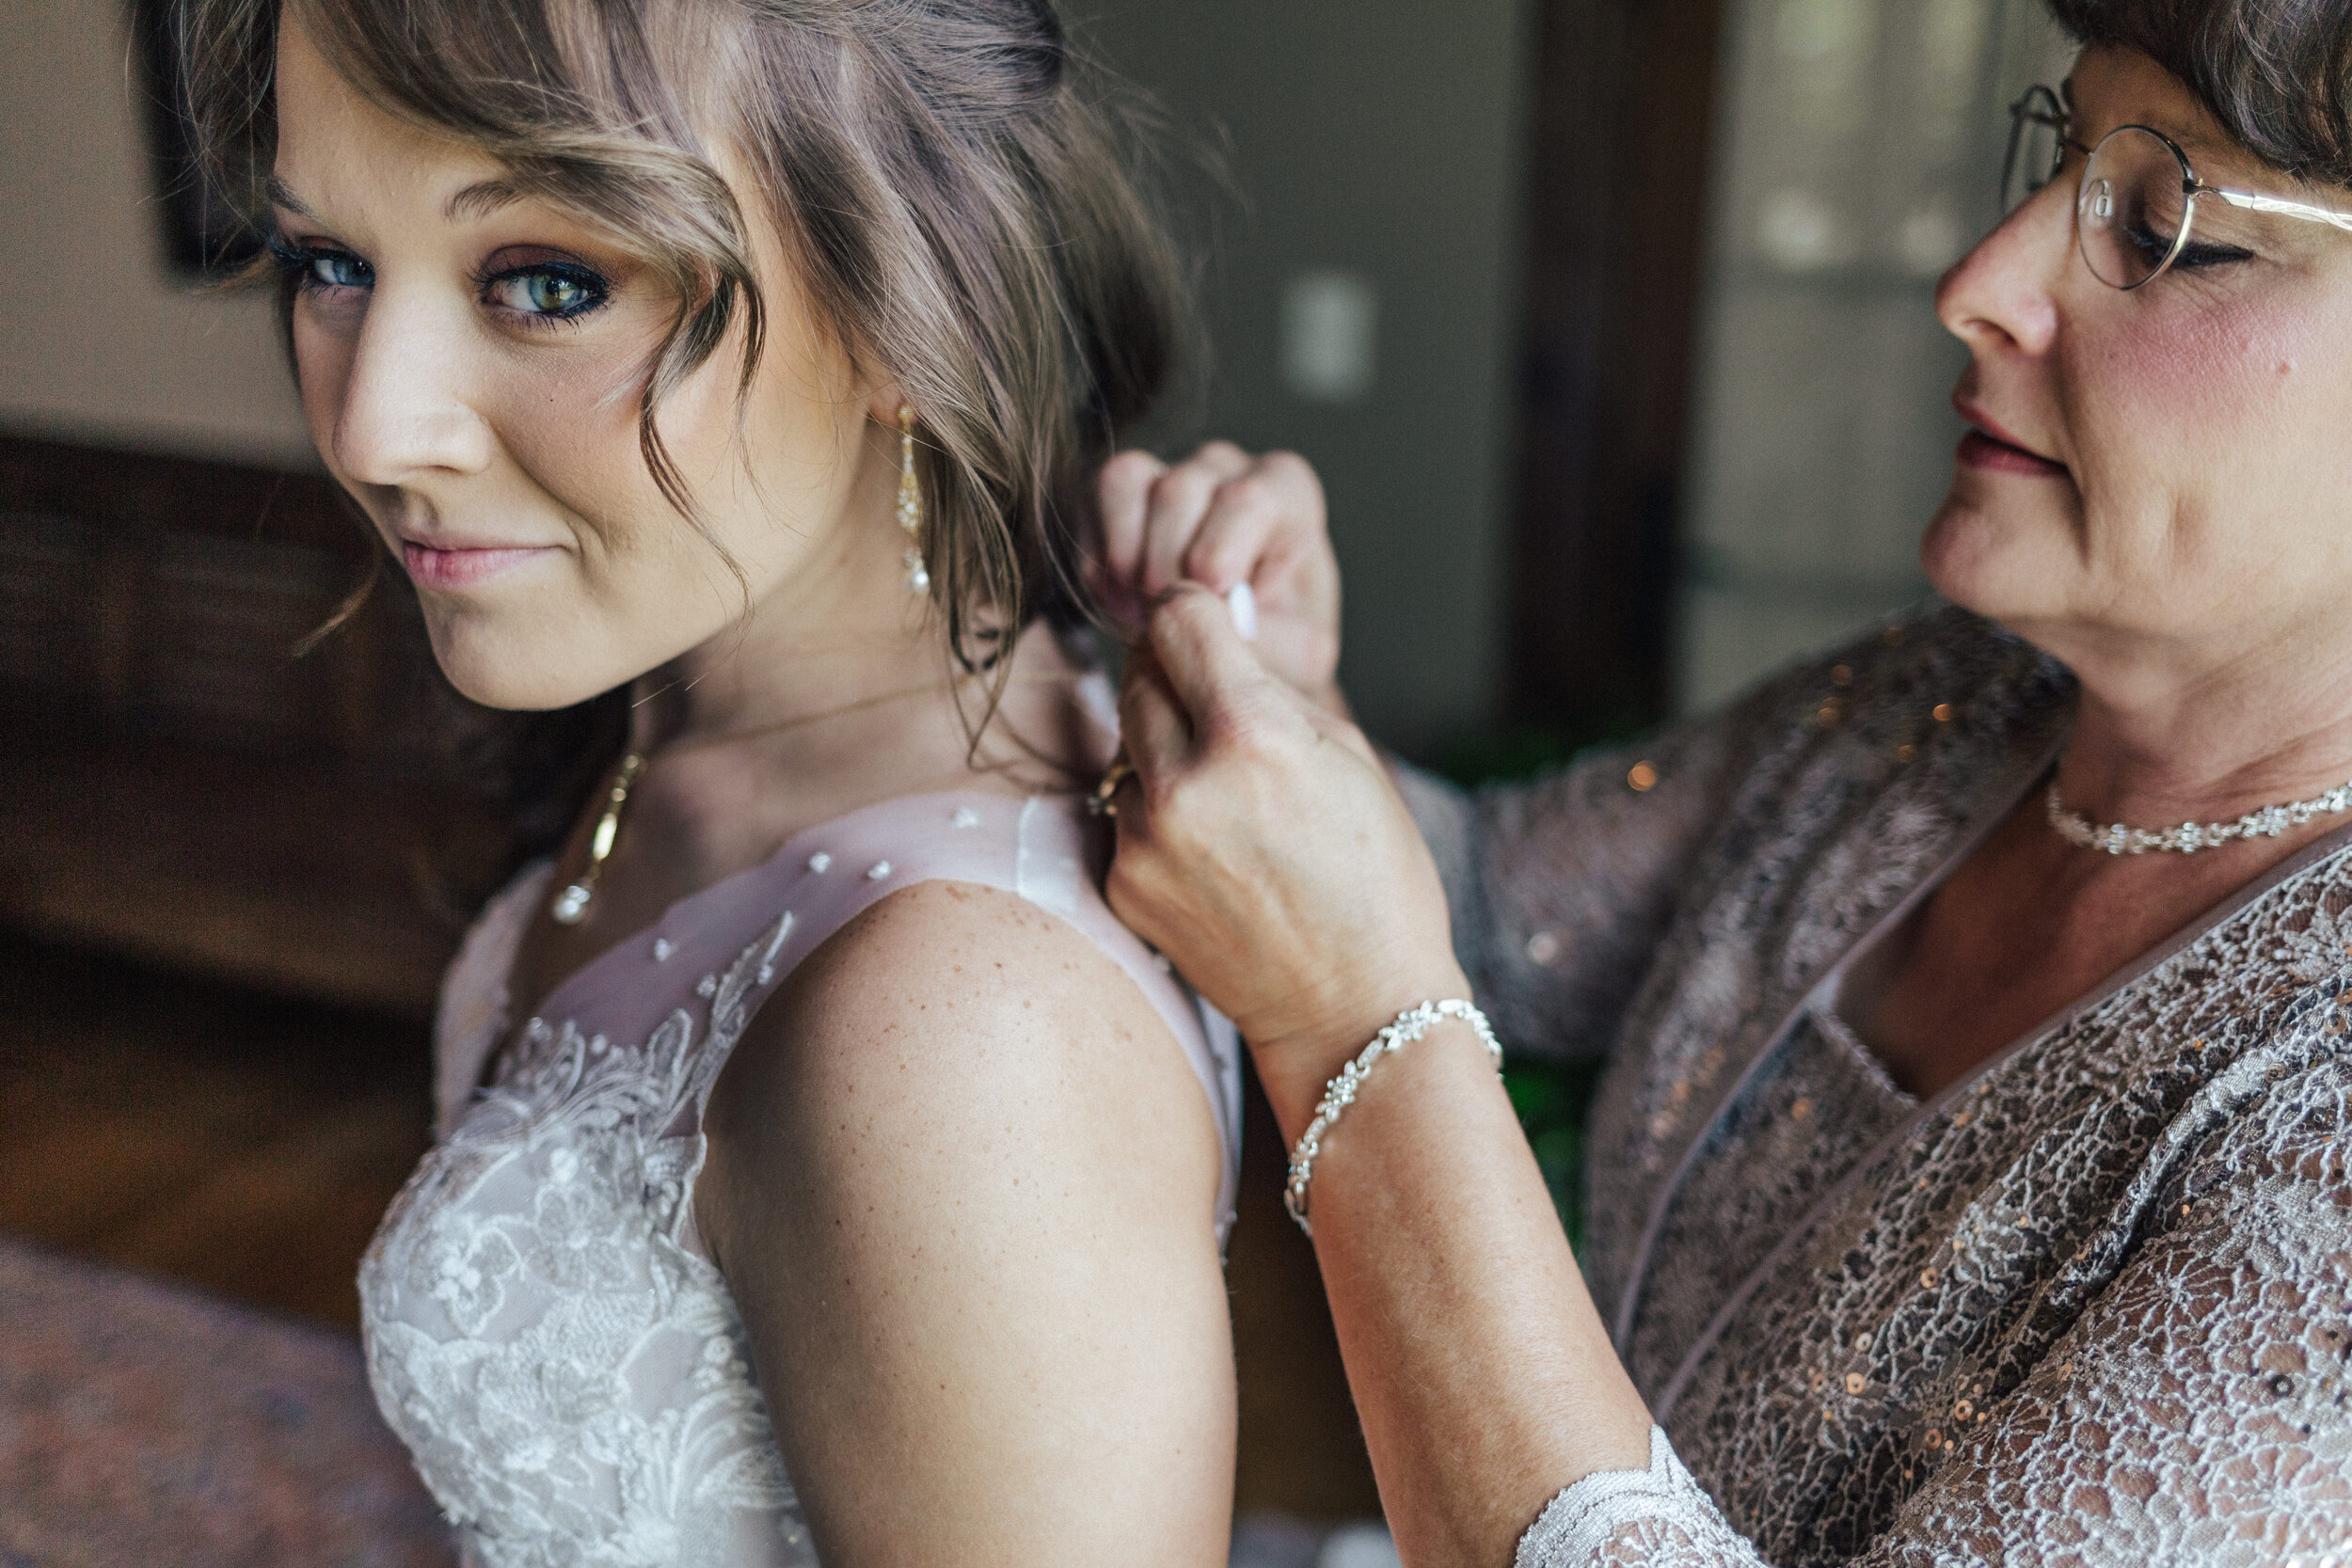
[1515,1053,2352,1566]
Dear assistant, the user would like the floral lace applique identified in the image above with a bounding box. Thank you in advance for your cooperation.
[360,914,811,1568]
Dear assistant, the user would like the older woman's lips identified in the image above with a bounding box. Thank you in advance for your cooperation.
[402,540,555,590]
[1957,429,2069,478]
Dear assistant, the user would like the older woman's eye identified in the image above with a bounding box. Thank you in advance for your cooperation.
[2122,220,2253,275]
[2171,238,2255,271]
[483,263,609,322]
[2121,220,2179,269]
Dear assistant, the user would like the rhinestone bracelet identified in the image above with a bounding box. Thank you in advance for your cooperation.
[1283,999,1503,1237]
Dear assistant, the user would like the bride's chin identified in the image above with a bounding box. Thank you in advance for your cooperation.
[422,618,634,714]
[1919,498,1986,600]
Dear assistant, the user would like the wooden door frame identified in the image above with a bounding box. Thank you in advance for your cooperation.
[1505,0,1725,740]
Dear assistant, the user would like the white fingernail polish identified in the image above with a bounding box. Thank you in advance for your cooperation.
[1226,581,1259,641]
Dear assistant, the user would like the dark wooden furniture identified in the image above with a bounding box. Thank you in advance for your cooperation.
[0,436,485,1560]
[0,435,514,1018]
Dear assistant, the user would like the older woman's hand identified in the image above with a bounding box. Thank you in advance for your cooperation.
[1095,444,1344,720]
[1106,585,1469,1133]
[1112,588,1659,1568]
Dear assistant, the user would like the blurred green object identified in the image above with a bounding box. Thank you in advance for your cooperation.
[1504,1059,1601,1254]
[1430,719,1643,791]
[1435,719,1650,1257]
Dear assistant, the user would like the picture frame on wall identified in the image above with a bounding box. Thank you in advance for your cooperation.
[126,0,262,277]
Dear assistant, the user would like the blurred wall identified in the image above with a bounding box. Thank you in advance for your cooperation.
[1674,0,2073,711]
[1077,2,1533,753]
[0,0,310,466]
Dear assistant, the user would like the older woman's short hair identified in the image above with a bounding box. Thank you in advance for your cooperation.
[2048,0,2352,189]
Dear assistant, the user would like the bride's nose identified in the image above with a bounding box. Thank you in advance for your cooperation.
[328,288,497,486]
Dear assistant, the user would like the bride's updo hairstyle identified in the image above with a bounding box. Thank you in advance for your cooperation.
[2047,0,2352,187]
[178,0,1186,671]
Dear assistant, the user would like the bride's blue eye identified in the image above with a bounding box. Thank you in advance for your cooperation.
[270,239,373,294]
[310,252,373,290]
[484,264,608,322]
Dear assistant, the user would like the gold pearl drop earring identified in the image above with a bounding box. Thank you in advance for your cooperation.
[897,404,930,595]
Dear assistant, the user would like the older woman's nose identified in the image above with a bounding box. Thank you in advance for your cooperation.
[329,292,496,486]
[1936,188,2068,358]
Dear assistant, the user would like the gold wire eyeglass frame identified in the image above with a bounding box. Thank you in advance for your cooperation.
[2006,83,2352,290]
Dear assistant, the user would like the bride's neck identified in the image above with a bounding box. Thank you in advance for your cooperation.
[626,566,1086,826]
[630,501,962,750]
[637,619,952,753]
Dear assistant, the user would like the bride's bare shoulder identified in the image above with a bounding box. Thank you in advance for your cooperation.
[700,878,1221,1227]
[694,878,1234,1560]
[704,876,1215,1164]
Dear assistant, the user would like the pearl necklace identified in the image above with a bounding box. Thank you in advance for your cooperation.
[2044,776,2352,856]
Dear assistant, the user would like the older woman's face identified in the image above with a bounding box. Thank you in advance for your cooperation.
[270,17,904,711]
[1928,46,2352,673]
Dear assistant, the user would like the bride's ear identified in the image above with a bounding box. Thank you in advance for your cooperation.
[864,381,913,428]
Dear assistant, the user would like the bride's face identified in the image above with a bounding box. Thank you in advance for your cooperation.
[270,17,901,711]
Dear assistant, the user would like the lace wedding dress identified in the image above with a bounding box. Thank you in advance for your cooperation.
[1402,603,2352,1565]
[358,791,1241,1567]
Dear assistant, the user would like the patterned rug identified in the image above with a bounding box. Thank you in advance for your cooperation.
[0,1234,453,1567]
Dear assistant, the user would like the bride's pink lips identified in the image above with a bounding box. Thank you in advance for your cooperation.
[402,539,559,591]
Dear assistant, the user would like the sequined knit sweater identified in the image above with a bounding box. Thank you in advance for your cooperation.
[1397,604,2352,1566]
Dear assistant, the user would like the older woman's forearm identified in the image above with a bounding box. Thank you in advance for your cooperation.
[1295,1018,1655,1568]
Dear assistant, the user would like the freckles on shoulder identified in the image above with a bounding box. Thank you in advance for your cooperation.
[699,878,1221,1227]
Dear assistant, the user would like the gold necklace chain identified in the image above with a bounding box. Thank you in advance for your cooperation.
[548,671,1079,926]
[659,671,1073,757]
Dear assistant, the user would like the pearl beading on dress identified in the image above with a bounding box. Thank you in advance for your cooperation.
[367,788,1245,1568]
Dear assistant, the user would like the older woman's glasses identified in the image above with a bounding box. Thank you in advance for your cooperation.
[2003,83,2352,290]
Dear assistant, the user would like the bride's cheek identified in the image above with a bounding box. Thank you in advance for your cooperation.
[294,323,360,467]
[491,348,656,491]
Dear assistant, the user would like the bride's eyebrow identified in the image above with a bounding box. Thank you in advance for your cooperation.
[264,173,321,220]
[445,180,528,221]
[265,171,524,225]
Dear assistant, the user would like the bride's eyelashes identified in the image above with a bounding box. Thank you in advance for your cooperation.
[264,233,614,329]
[268,233,373,296]
[472,247,613,328]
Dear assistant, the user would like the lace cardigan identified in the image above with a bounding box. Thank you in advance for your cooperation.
[1399,604,2352,1566]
